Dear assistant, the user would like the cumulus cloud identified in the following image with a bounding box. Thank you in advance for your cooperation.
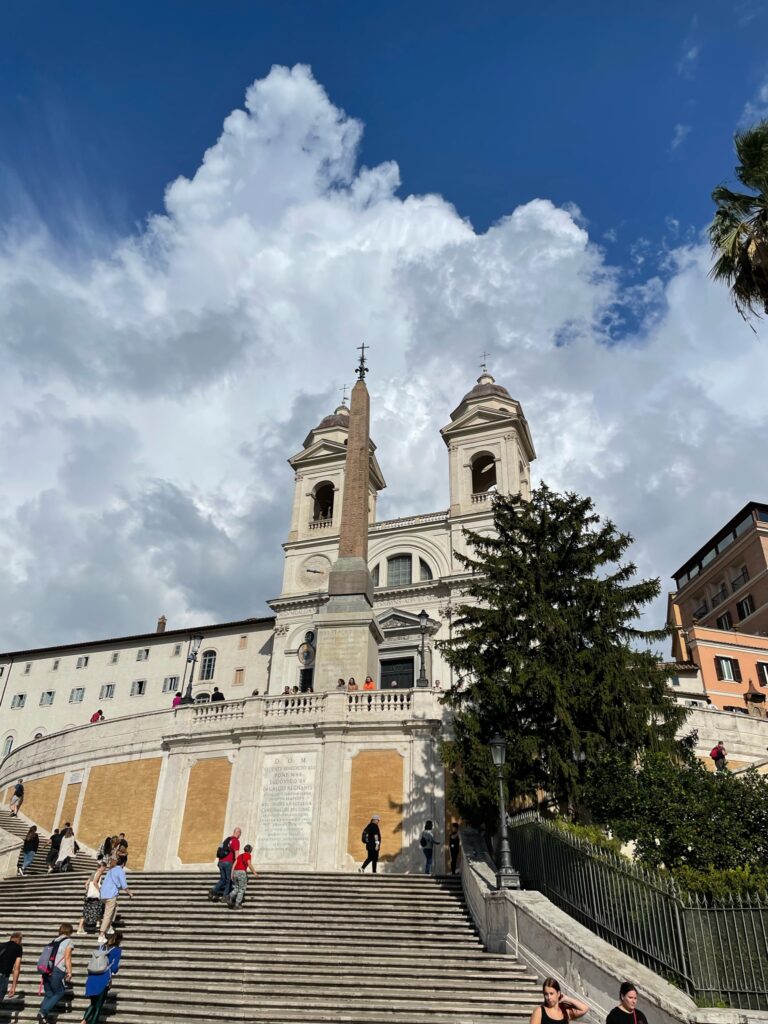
[741,76,768,125]
[0,63,766,653]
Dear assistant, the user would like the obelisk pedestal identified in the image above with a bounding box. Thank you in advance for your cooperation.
[313,349,383,691]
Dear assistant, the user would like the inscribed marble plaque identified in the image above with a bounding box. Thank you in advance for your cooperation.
[255,751,317,864]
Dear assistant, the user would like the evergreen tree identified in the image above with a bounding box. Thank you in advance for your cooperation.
[440,484,686,829]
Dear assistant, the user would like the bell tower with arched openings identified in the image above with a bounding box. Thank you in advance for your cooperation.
[440,369,536,520]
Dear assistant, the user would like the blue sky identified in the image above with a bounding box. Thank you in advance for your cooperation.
[2,2,766,268]
[0,3,767,650]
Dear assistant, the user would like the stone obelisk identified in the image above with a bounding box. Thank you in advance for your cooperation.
[313,345,383,691]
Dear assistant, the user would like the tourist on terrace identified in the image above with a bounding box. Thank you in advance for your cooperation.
[336,678,346,691]
[0,930,23,1001]
[710,740,727,772]
[171,692,182,708]
[98,855,132,944]
[19,825,39,875]
[55,827,78,873]
[359,815,381,873]
[282,686,291,695]
[228,843,258,909]
[606,983,648,1024]
[89,710,105,724]
[79,931,122,1024]
[37,922,74,1023]
[208,827,241,902]
[419,820,440,875]
[211,687,225,702]
[530,978,588,1024]
[347,677,358,691]
[363,676,376,691]
[448,822,461,875]
[77,865,106,935]
[9,779,23,817]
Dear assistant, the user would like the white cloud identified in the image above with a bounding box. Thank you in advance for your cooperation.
[670,123,692,151]
[0,63,766,654]
[741,76,768,125]
[677,44,700,79]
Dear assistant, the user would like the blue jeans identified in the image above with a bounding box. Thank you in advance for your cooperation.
[423,847,433,874]
[22,850,35,872]
[40,967,67,1015]
[212,860,233,897]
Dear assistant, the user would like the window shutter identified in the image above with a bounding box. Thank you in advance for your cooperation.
[732,659,742,683]
[715,657,724,680]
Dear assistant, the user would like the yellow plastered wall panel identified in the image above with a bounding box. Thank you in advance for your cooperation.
[78,759,162,869]
[22,774,65,831]
[2,786,11,807]
[178,758,232,864]
[58,783,81,829]
[347,750,404,862]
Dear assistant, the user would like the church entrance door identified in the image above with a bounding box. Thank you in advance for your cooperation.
[380,658,414,690]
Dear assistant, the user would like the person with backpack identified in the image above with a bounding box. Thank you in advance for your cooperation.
[19,826,39,875]
[79,932,122,1024]
[37,922,74,1023]
[0,931,23,1001]
[419,820,440,875]
[710,740,727,772]
[55,827,79,873]
[227,843,258,909]
[208,827,241,902]
[359,815,381,873]
[9,780,24,817]
[98,855,132,945]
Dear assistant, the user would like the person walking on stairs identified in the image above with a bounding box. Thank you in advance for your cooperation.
[606,982,648,1024]
[46,828,63,872]
[420,820,440,875]
[77,866,106,935]
[0,931,23,1001]
[20,826,39,875]
[9,780,24,817]
[79,932,122,1024]
[98,855,132,944]
[529,978,589,1024]
[448,822,461,875]
[359,815,381,873]
[37,922,74,1024]
[228,844,258,909]
[208,827,241,902]
[55,827,78,873]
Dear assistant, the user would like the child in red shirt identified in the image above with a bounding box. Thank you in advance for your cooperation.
[228,844,258,909]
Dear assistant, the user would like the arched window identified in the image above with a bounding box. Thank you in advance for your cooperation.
[371,564,380,587]
[195,692,211,704]
[419,558,433,582]
[200,650,217,681]
[1,736,12,757]
[471,453,497,494]
[313,482,335,521]
[387,555,412,587]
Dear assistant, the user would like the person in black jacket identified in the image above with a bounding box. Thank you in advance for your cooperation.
[19,826,39,875]
[359,815,381,873]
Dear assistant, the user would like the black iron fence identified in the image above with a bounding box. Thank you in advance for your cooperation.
[507,812,768,1010]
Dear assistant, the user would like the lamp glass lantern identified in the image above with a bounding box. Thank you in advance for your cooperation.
[490,732,506,768]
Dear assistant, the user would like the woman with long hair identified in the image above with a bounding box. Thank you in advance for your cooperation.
[529,978,589,1024]
[19,825,38,875]
[80,931,122,1024]
[77,865,106,935]
[55,827,77,873]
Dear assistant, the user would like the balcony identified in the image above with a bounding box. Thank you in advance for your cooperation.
[692,601,708,620]
[710,587,728,608]
[308,518,333,531]
[731,568,750,593]
[471,492,491,504]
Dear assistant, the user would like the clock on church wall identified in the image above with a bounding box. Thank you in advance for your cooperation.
[298,554,331,590]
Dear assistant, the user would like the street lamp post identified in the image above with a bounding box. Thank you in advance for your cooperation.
[180,633,204,705]
[416,609,429,688]
[489,733,520,890]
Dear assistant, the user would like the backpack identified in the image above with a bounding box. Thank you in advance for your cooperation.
[420,833,428,848]
[216,836,232,859]
[37,939,63,976]
[710,746,721,760]
[87,946,110,975]
[361,829,369,846]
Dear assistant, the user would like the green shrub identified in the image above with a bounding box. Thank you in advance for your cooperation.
[671,864,768,901]
[548,818,624,856]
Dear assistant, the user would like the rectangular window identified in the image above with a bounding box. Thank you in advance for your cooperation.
[716,611,733,630]
[76,656,89,669]
[40,691,56,706]
[69,687,85,703]
[731,567,750,592]
[23,663,31,675]
[52,659,60,671]
[233,668,245,687]
[110,652,119,665]
[692,600,708,619]
[701,548,716,567]
[136,648,149,662]
[11,693,26,709]
[387,555,412,587]
[717,532,734,553]
[131,679,147,697]
[99,684,115,700]
[715,656,742,682]
[238,635,248,651]
[172,643,182,657]
[162,676,179,693]
[757,662,768,687]
[736,594,755,621]
[734,515,753,537]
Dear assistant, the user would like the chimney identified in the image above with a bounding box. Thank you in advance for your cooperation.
[156,615,167,633]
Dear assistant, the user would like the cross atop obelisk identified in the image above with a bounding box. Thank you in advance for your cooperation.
[336,346,372,565]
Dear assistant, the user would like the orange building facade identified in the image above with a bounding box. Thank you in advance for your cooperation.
[669,501,768,713]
